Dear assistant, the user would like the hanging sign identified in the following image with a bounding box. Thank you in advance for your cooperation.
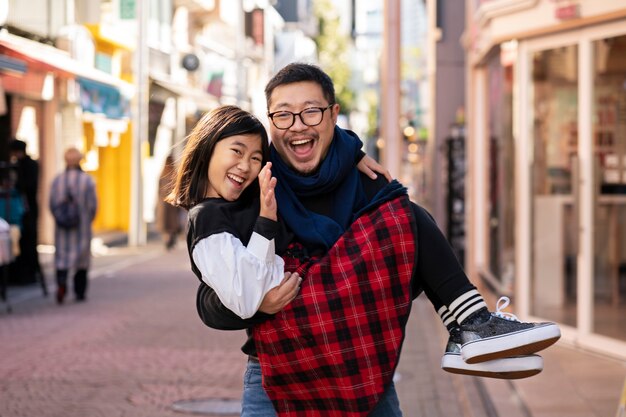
[551,0,580,20]
[120,0,136,19]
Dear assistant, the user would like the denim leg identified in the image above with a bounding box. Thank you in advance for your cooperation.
[369,382,403,417]
[241,361,402,417]
[241,360,277,417]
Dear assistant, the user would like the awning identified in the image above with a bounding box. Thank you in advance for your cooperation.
[78,77,130,119]
[0,54,26,75]
[0,31,134,98]
[150,74,219,111]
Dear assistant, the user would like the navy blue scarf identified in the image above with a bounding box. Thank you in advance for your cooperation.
[270,127,367,251]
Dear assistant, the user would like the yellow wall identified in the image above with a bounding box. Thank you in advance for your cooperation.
[83,122,132,232]
[81,24,134,233]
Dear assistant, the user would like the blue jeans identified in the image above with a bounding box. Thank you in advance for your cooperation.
[241,360,403,416]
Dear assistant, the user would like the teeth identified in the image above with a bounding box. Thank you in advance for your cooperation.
[227,174,244,184]
[292,139,312,146]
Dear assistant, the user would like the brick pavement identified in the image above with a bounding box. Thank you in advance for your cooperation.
[396,292,507,417]
[1,240,624,417]
[0,241,499,417]
[0,243,247,417]
[398,292,626,417]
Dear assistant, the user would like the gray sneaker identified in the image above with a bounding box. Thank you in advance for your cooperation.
[442,327,544,379]
[460,297,561,364]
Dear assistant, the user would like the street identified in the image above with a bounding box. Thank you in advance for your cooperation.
[0,241,623,417]
[0,241,488,417]
[0,243,247,417]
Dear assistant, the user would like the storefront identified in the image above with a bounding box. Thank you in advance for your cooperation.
[0,31,131,243]
[145,73,218,224]
[466,1,626,359]
[84,24,134,234]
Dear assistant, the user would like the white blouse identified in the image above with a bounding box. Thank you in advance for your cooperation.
[192,231,285,319]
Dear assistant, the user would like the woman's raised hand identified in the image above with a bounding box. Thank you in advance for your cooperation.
[259,162,278,221]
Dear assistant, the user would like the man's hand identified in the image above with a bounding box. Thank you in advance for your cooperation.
[258,271,301,314]
[259,162,278,221]
[357,155,392,181]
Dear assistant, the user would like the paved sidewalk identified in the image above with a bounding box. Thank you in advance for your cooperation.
[396,295,626,417]
[0,243,246,417]
[1,233,156,309]
[0,238,625,417]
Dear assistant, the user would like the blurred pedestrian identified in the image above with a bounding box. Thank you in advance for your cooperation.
[49,147,97,304]
[156,156,183,250]
[8,139,43,286]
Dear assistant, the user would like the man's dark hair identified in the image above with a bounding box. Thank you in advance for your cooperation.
[9,139,27,153]
[265,62,336,109]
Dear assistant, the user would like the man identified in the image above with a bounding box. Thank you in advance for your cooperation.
[197,63,559,416]
[8,139,42,286]
[49,147,97,304]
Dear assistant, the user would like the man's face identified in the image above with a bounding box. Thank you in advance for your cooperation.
[267,81,338,175]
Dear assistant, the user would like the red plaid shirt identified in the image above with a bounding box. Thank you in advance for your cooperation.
[253,196,416,416]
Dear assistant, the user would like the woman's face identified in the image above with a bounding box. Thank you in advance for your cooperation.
[205,134,264,201]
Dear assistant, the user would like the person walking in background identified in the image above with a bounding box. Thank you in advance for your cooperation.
[156,156,183,250]
[49,147,97,304]
[8,139,43,286]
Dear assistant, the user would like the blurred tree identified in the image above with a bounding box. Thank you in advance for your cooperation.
[313,0,355,113]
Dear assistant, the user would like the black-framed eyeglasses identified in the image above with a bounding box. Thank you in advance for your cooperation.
[267,104,334,130]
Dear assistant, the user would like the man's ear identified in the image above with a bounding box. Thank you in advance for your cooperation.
[332,103,340,123]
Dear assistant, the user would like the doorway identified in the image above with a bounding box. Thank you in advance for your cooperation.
[521,21,626,357]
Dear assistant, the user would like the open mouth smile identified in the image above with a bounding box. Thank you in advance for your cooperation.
[227,173,246,186]
[289,137,315,157]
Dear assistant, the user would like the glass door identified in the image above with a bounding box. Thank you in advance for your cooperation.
[528,43,579,326]
[591,33,626,342]
[524,23,626,354]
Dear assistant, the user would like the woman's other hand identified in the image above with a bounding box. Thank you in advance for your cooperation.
[258,271,301,314]
[357,155,392,181]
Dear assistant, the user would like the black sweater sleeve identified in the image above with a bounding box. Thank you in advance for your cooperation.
[253,216,280,241]
[196,282,274,330]
[190,199,280,332]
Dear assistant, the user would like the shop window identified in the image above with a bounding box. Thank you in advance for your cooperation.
[148,101,165,156]
[592,34,626,341]
[530,44,578,325]
[15,105,40,160]
[485,48,515,291]
[95,52,113,74]
[245,9,264,46]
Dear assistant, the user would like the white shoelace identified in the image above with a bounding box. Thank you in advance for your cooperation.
[492,296,520,322]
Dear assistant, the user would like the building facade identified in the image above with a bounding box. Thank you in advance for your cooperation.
[0,0,134,244]
[465,0,626,359]
[0,0,282,246]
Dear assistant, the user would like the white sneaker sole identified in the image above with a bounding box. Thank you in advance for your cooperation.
[461,322,561,364]
[441,353,543,379]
